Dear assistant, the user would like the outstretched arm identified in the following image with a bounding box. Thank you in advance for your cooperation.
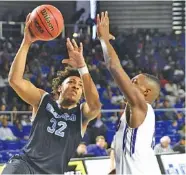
[62,39,101,123]
[97,12,146,108]
[8,14,45,108]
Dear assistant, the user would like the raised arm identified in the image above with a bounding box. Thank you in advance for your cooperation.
[8,14,45,108]
[62,38,101,123]
[97,12,146,108]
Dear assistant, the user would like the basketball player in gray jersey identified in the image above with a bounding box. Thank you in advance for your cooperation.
[2,14,101,174]
[97,12,161,175]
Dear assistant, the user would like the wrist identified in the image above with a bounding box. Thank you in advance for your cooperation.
[78,65,89,76]
[99,36,109,43]
[22,39,32,47]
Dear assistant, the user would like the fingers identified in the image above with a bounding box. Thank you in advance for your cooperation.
[25,13,31,27]
[98,11,109,25]
[109,34,115,40]
[67,38,82,52]
[79,42,83,53]
[62,59,72,64]
[26,13,31,23]
[97,14,101,26]
[66,38,74,51]
[101,12,104,23]
[62,59,75,68]
[72,39,78,51]
[105,11,109,24]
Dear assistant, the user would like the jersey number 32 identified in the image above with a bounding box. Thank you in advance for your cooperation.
[47,118,67,137]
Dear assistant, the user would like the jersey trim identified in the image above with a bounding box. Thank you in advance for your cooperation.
[130,128,138,156]
[80,103,84,138]
[122,125,128,152]
[122,103,150,129]
[31,92,49,122]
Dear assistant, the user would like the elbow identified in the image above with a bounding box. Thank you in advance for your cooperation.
[89,101,102,112]
[8,75,19,87]
[8,76,14,86]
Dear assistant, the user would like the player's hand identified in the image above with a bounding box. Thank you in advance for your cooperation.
[23,13,37,45]
[62,38,86,69]
[97,11,115,41]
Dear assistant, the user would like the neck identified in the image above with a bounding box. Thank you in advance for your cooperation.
[57,97,77,109]
[61,103,77,109]
[145,98,152,104]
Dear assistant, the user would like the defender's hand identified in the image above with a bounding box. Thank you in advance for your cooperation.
[23,13,37,45]
[62,38,86,69]
[97,11,115,41]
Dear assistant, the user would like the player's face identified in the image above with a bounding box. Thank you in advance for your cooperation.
[60,76,83,104]
[131,74,147,95]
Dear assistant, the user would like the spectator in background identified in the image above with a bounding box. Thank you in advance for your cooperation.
[154,136,174,154]
[102,86,113,100]
[173,136,186,153]
[109,112,119,124]
[161,99,176,120]
[71,8,85,24]
[176,112,184,127]
[83,113,107,145]
[170,120,179,134]
[87,136,108,157]
[0,104,8,120]
[0,92,8,105]
[0,117,17,140]
[73,142,93,158]
[111,90,124,106]
[164,80,178,96]
[165,92,177,107]
[178,125,186,138]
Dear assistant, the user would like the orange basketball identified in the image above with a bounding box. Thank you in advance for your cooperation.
[29,5,64,41]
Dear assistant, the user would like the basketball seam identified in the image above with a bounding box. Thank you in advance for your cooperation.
[36,9,54,38]
[45,6,60,35]
[29,22,41,40]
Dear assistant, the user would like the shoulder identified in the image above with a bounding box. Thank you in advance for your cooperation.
[87,144,97,149]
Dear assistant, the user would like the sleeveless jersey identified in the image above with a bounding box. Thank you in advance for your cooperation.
[113,103,161,175]
[23,93,83,174]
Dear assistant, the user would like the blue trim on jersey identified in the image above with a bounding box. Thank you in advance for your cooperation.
[130,129,134,156]
[122,125,128,151]
[151,130,155,149]
[131,128,138,155]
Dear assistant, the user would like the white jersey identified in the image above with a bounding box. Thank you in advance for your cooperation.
[113,103,161,175]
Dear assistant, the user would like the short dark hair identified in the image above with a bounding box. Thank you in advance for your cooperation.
[52,66,80,95]
[142,73,161,90]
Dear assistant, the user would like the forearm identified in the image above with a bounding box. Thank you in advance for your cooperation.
[80,69,101,110]
[100,38,136,104]
[8,40,31,82]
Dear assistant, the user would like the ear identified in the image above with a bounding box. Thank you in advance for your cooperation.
[144,89,151,97]
[58,85,63,93]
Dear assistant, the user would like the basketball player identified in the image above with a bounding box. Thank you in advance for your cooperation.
[2,14,101,174]
[97,12,162,175]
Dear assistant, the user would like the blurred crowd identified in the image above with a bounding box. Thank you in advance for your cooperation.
[0,27,185,156]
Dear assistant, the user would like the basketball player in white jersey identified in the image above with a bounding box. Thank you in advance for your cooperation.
[97,11,162,175]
